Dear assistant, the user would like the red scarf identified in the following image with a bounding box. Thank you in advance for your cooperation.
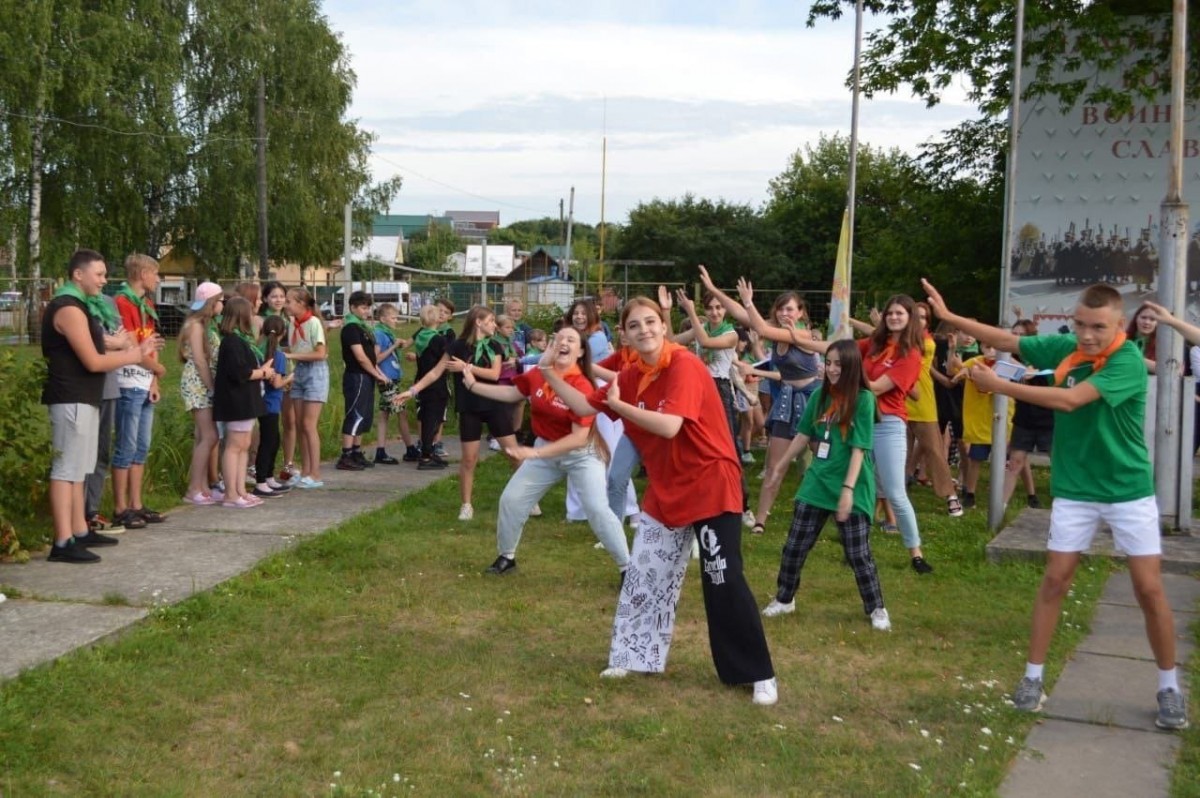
[1053,331,1127,387]
[635,340,685,399]
[292,310,314,343]
[541,365,582,407]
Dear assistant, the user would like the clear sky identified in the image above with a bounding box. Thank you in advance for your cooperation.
[321,0,975,226]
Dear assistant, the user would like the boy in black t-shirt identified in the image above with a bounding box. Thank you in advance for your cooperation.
[338,292,392,471]
[403,304,452,470]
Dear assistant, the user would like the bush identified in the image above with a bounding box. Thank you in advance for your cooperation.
[0,351,52,555]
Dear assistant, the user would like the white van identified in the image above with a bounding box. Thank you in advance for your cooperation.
[326,281,411,317]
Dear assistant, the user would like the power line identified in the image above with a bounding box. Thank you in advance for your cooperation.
[371,152,557,217]
[0,109,262,144]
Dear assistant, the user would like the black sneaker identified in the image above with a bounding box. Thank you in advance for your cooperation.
[911,556,934,575]
[1026,494,1042,509]
[962,492,976,509]
[417,457,447,471]
[352,450,374,469]
[73,530,119,547]
[137,507,166,524]
[251,487,285,499]
[402,445,421,463]
[114,509,148,530]
[47,538,101,563]
[336,454,365,471]
[374,450,401,465]
[484,555,517,575]
[429,453,450,467]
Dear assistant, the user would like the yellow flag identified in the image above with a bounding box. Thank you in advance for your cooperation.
[828,207,852,340]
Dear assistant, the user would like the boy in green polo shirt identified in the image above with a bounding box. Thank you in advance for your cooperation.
[922,279,1187,731]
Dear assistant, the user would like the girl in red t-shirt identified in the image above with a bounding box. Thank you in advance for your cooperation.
[542,297,778,706]
[458,327,630,577]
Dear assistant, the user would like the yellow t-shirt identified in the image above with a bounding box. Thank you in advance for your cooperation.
[905,335,938,423]
[959,355,1015,445]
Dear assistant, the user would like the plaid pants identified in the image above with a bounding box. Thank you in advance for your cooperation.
[775,502,884,615]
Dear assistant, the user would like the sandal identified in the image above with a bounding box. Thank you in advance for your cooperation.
[751,523,765,535]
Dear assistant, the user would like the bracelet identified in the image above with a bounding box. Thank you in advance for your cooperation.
[843,483,855,490]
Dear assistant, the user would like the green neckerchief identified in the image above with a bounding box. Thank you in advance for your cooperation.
[262,308,281,318]
[526,345,544,356]
[413,326,438,356]
[1133,335,1149,353]
[956,343,980,358]
[118,283,159,324]
[342,312,370,333]
[54,283,118,331]
[701,319,735,364]
[472,335,496,365]
[233,329,265,363]
[374,322,396,348]
[437,322,454,335]
[493,332,515,360]
[207,316,221,338]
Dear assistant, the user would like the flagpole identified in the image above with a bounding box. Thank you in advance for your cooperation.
[846,0,862,302]
[988,0,1025,531]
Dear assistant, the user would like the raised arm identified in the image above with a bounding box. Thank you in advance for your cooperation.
[922,278,1022,353]
[697,264,752,326]
[678,289,737,351]
[1144,301,1200,346]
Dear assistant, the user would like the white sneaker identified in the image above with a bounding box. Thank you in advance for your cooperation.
[530,502,542,517]
[458,503,474,521]
[741,451,755,465]
[600,667,629,679]
[762,599,795,618]
[488,438,501,452]
[742,510,756,528]
[691,539,700,560]
[753,677,778,706]
[870,607,892,631]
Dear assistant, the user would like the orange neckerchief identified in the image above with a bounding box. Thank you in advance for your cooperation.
[867,339,898,365]
[635,340,685,399]
[540,364,582,407]
[1053,331,1127,387]
[291,310,314,342]
[619,346,639,367]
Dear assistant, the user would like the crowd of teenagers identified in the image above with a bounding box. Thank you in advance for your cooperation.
[40,250,1188,727]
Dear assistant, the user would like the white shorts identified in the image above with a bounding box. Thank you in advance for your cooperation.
[1047,496,1162,557]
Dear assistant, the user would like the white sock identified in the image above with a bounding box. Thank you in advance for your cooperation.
[1158,667,1179,692]
[1024,662,1045,681]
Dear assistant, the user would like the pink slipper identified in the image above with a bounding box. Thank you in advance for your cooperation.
[183,491,217,506]
[222,496,256,509]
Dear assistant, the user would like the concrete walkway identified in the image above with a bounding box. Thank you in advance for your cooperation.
[0,442,469,681]
[996,511,1200,798]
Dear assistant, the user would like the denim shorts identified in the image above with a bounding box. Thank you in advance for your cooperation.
[113,387,155,468]
[291,360,330,403]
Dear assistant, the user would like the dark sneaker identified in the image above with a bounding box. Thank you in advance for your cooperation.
[401,445,421,463]
[962,492,976,509]
[1156,688,1189,730]
[114,509,147,530]
[47,538,101,564]
[251,487,285,499]
[336,454,365,471]
[352,450,375,469]
[484,555,517,575]
[1026,494,1042,509]
[73,530,119,548]
[432,442,448,458]
[911,556,934,575]
[417,457,447,471]
[1011,676,1046,712]
[374,451,401,465]
[137,507,166,524]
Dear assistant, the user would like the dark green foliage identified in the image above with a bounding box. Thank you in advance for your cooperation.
[0,352,51,551]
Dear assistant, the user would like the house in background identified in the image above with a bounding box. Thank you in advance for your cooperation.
[446,210,500,242]
[503,247,574,310]
[346,213,454,276]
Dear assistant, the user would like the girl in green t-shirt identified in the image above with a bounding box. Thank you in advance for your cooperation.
[761,339,891,631]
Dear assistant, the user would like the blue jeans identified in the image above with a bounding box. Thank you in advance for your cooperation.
[113,387,155,468]
[606,435,641,523]
[497,441,629,569]
[873,414,921,550]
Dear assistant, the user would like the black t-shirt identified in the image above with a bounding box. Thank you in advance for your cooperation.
[41,295,106,406]
[447,337,505,414]
[341,322,376,376]
[213,333,266,422]
[1013,373,1055,430]
[415,333,449,400]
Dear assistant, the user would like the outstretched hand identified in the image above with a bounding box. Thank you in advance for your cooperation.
[697,264,718,292]
[675,288,695,315]
[1143,300,1174,323]
[921,278,952,319]
[967,361,1003,394]
[736,277,754,307]
[657,284,673,311]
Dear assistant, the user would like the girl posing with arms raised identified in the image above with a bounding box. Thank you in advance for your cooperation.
[761,339,891,631]
[456,326,630,577]
[541,296,778,706]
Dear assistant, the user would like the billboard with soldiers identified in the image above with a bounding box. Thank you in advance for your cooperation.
[1010,20,1200,332]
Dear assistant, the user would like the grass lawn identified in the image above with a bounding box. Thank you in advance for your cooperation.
[1,330,1198,795]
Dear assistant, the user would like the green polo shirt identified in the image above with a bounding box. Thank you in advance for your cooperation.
[1018,334,1153,503]
[795,387,877,516]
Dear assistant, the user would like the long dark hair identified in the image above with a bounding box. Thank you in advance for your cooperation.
[459,305,495,345]
[818,339,870,438]
[220,296,254,336]
[770,291,807,327]
[565,298,601,334]
[1127,303,1157,361]
[868,294,923,358]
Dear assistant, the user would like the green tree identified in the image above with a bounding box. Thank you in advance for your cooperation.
[612,195,793,288]
[406,225,466,272]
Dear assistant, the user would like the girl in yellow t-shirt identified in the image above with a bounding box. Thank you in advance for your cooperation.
[951,342,1014,508]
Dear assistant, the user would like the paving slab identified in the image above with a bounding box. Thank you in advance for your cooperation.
[1042,652,1189,731]
[1000,718,1180,798]
[0,599,147,680]
[1099,572,1200,613]
[165,490,396,537]
[0,528,290,606]
[1074,603,1195,664]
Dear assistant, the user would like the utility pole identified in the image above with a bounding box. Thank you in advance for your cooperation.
[343,202,353,316]
[481,238,488,308]
[564,187,575,283]
[255,74,269,280]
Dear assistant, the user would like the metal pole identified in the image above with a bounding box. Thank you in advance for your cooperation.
[481,238,488,308]
[988,0,1025,531]
[256,74,270,280]
[565,187,575,283]
[1154,0,1190,529]
[343,202,353,317]
[845,0,862,293]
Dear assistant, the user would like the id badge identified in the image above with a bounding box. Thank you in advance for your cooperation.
[816,441,831,460]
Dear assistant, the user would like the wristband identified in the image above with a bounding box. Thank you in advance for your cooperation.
[843,484,854,490]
